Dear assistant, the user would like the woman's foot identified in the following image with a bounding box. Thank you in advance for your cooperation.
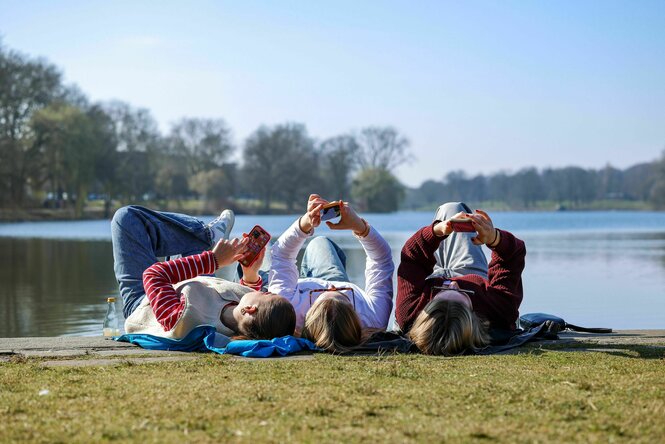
[207,209,235,245]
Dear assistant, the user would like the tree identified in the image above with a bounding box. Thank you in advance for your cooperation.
[30,103,116,217]
[242,123,319,213]
[352,168,405,213]
[189,164,237,213]
[168,118,234,176]
[319,135,359,200]
[0,43,62,206]
[649,150,665,209]
[510,167,544,208]
[103,101,162,202]
[154,153,190,205]
[356,126,412,172]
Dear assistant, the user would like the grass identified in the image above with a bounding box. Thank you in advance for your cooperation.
[1,347,664,443]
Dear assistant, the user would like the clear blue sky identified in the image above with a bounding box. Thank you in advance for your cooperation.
[1,0,664,186]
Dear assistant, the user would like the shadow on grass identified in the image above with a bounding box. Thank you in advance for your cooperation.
[503,342,665,360]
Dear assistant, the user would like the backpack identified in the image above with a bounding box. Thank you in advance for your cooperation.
[519,313,612,334]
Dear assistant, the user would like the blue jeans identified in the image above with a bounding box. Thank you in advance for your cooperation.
[111,205,214,319]
[300,236,350,281]
[237,236,350,289]
[431,202,489,280]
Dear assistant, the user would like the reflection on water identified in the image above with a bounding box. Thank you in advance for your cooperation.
[1,214,665,337]
[0,238,119,337]
[519,231,665,330]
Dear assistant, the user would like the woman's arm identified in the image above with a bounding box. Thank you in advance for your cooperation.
[482,229,526,326]
[395,224,445,331]
[268,195,327,299]
[355,224,395,328]
[142,251,219,330]
[142,239,248,330]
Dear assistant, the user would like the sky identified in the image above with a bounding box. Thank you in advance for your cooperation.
[1,0,664,187]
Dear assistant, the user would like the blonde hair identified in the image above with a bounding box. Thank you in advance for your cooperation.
[301,298,362,353]
[408,300,489,355]
[237,293,296,340]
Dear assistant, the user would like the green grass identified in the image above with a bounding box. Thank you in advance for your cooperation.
[1,348,664,443]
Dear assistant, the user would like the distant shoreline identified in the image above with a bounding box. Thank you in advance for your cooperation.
[0,199,659,223]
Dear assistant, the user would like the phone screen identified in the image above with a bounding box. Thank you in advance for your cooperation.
[239,226,271,267]
[321,204,341,221]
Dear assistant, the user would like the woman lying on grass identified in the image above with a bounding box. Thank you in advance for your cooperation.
[112,206,295,344]
[268,194,394,353]
[396,202,526,355]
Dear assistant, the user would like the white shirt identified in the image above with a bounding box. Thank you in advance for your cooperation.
[268,220,394,331]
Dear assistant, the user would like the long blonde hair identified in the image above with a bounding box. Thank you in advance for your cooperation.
[408,300,489,355]
[301,298,363,353]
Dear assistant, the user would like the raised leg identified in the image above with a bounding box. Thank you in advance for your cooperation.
[111,205,214,318]
[431,202,489,279]
[300,236,350,282]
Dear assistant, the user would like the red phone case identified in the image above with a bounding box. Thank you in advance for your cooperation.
[239,225,271,267]
[450,218,475,232]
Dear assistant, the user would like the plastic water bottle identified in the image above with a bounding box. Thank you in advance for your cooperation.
[103,297,121,337]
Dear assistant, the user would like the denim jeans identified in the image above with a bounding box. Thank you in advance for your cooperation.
[237,236,350,289]
[430,202,489,280]
[111,205,214,318]
[300,236,350,281]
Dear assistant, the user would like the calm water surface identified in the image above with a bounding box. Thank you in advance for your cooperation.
[1,211,664,337]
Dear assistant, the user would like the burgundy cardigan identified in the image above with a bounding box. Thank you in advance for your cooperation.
[396,224,526,333]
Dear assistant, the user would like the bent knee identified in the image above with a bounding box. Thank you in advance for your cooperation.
[308,236,332,247]
[111,205,143,229]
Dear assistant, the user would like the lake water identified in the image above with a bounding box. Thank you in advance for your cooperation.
[1,211,664,337]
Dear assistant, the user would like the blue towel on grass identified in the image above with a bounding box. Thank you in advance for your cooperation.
[115,326,318,358]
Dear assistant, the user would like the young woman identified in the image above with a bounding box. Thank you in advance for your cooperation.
[396,202,526,355]
[111,206,295,345]
[268,195,394,352]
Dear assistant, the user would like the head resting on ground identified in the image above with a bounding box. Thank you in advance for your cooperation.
[408,299,489,355]
[233,291,296,339]
[301,290,362,353]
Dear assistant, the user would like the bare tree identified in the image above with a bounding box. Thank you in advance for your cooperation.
[356,126,412,172]
[319,134,359,200]
[0,43,62,206]
[168,118,234,176]
[243,123,319,213]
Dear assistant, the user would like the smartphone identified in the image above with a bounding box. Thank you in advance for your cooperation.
[321,201,342,221]
[239,225,271,267]
[449,217,475,232]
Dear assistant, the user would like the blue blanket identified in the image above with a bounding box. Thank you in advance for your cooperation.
[115,326,319,358]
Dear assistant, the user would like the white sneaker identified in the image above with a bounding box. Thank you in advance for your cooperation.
[207,209,235,245]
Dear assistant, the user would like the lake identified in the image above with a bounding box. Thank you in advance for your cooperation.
[1,210,664,337]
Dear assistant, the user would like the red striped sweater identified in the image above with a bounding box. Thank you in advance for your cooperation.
[142,251,263,331]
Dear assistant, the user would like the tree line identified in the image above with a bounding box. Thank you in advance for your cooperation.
[403,159,665,210]
[0,42,411,217]
[2,41,664,219]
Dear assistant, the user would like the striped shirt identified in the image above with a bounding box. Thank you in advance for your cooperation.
[142,251,263,331]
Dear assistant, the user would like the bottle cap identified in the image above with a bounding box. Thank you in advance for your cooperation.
[107,297,116,303]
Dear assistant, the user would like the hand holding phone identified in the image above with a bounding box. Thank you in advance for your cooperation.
[449,217,476,233]
[239,225,271,267]
[320,201,341,221]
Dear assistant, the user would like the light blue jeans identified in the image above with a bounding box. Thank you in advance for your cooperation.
[111,206,214,318]
[237,236,350,289]
[300,236,350,282]
[431,202,489,280]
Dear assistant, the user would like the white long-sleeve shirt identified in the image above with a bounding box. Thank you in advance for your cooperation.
[268,220,394,332]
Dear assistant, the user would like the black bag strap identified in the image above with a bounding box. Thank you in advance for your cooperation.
[565,323,612,334]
